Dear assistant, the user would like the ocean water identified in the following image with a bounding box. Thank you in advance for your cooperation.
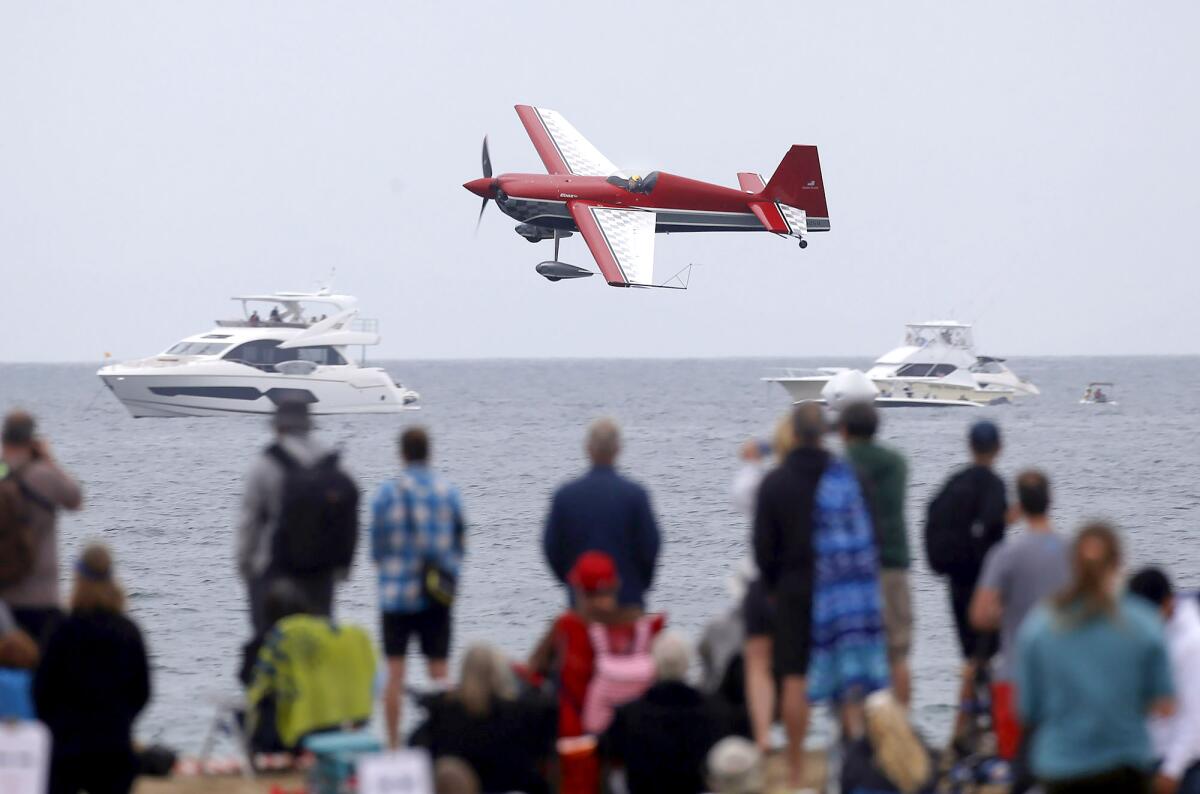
[1,357,1198,751]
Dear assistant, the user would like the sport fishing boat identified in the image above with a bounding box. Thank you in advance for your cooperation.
[98,290,420,417]
[763,321,1040,407]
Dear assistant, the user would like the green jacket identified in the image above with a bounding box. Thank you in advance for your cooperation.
[846,441,909,569]
[247,615,376,748]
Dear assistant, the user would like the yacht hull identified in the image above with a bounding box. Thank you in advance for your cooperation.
[763,374,1018,406]
[98,369,419,418]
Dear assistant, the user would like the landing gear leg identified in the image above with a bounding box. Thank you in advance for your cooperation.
[553,230,561,262]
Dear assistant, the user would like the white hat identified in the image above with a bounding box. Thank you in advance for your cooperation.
[706,736,764,794]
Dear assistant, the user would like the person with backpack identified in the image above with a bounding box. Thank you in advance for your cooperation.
[527,551,664,794]
[0,410,83,648]
[236,399,358,636]
[371,426,466,749]
[923,419,1007,748]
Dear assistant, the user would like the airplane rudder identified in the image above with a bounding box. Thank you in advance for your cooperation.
[765,145,828,219]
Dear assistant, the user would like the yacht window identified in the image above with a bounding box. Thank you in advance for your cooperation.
[970,360,1005,374]
[289,346,347,366]
[166,342,230,356]
[896,363,935,377]
[929,364,957,377]
[202,333,232,339]
[223,340,346,370]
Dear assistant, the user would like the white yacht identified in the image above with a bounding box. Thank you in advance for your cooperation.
[99,290,420,417]
[763,321,1039,407]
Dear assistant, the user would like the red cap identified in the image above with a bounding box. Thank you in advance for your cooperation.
[567,551,619,594]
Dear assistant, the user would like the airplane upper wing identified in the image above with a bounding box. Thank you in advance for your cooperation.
[516,105,623,177]
[568,201,656,287]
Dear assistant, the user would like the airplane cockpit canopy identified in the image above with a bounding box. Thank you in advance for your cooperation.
[607,171,660,195]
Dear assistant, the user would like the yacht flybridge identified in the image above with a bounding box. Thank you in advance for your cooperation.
[763,321,1039,407]
[99,290,420,418]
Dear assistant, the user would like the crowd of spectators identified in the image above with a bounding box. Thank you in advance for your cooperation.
[2,399,1199,794]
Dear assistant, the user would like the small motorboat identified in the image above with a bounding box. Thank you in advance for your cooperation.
[1079,382,1117,406]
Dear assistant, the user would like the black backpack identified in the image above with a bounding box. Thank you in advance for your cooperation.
[268,444,359,576]
[923,468,983,576]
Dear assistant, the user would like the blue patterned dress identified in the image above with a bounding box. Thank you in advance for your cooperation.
[807,458,890,703]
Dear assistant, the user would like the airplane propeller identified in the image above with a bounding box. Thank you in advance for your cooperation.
[476,136,492,233]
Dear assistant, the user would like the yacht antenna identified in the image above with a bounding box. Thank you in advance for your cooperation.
[317,267,336,295]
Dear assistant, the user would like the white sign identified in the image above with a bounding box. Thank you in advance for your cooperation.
[0,721,50,794]
[357,749,433,794]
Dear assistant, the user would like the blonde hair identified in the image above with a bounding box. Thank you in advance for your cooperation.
[456,644,517,718]
[1053,522,1121,626]
[772,415,796,458]
[71,544,125,614]
[865,690,930,794]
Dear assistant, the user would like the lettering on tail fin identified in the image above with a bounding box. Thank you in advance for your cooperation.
[764,146,829,228]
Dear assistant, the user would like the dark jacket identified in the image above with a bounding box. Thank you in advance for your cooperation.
[603,681,730,794]
[753,448,831,593]
[543,465,660,607]
[410,692,556,794]
[33,609,151,757]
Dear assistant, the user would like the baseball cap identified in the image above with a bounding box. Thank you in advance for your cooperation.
[567,551,619,594]
[968,419,1001,453]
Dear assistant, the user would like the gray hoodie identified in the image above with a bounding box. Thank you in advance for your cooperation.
[235,432,331,582]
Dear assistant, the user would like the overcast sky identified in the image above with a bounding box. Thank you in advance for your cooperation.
[2,1,1197,362]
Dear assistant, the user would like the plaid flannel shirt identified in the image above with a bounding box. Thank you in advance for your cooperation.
[370,465,465,614]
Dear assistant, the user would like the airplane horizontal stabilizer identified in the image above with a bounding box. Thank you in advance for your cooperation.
[747,201,789,234]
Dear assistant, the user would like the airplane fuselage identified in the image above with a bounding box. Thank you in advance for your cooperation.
[489,171,768,234]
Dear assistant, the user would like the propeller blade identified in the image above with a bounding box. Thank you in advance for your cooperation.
[475,197,490,233]
[481,136,492,179]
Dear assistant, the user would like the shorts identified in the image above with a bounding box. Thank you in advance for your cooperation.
[949,577,998,661]
[742,578,776,638]
[382,605,451,660]
[879,569,913,664]
[772,580,812,678]
[991,680,1022,761]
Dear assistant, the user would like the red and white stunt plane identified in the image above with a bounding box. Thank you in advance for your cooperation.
[464,105,830,289]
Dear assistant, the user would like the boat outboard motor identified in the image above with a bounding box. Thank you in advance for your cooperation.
[821,369,879,411]
[535,261,594,282]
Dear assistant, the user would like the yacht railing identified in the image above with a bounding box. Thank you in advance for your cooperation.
[763,366,845,379]
[215,320,309,329]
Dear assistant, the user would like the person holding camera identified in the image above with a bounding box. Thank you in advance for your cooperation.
[0,411,83,648]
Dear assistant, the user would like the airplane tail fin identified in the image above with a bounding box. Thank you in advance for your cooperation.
[764,145,829,225]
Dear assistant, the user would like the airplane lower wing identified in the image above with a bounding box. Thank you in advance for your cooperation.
[568,201,658,288]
